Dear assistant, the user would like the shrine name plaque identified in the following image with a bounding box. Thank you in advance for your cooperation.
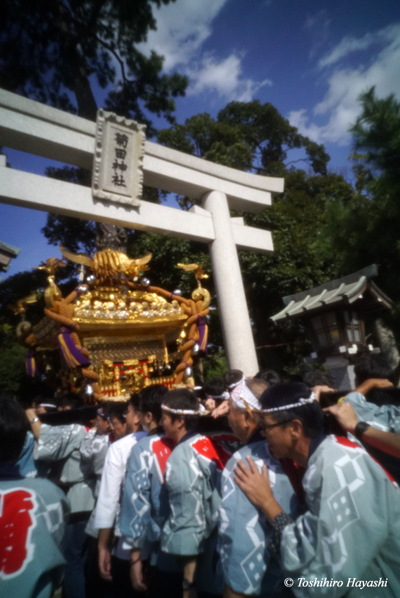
[92,109,146,207]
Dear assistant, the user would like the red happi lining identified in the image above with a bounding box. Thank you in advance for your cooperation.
[334,435,397,485]
[191,436,231,470]
[0,489,36,577]
[278,458,306,507]
[151,437,175,477]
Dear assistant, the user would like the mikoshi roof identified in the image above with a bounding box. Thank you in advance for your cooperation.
[0,240,20,257]
[0,240,20,273]
[271,265,393,322]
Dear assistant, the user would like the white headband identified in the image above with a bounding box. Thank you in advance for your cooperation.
[162,403,206,416]
[207,391,229,400]
[228,377,262,412]
[39,403,57,409]
[260,393,317,413]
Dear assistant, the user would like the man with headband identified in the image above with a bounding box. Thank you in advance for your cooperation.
[160,388,232,598]
[119,384,178,598]
[234,383,400,597]
[219,371,300,598]
[25,393,95,598]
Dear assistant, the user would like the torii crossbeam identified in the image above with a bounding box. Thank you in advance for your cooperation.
[0,89,284,375]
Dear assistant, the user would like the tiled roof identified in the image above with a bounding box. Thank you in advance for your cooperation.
[271,265,392,322]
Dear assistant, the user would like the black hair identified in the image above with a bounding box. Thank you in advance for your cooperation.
[354,354,393,384]
[253,369,281,386]
[303,369,336,389]
[108,402,128,424]
[193,386,207,402]
[0,395,29,463]
[138,384,168,422]
[259,383,324,439]
[128,393,141,411]
[203,377,226,399]
[163,389,199,431]
[58,393,81,410]
[223,369,243,388]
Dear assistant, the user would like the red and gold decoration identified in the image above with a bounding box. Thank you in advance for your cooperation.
[14,247,211,402]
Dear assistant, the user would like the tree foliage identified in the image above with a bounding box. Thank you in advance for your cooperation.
[0,0,187,132]
[323,88,400,315]
[157,102,355,370]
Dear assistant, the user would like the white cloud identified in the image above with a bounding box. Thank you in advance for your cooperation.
[141,0,229,71]
[140,0,271,101]
[319,24,399,68]
[304,10,332,60]
[289,24,400,145]
[187,53,272,101]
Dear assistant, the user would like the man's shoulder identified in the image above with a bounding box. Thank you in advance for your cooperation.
[109,432,144,460]
[0,476,66,502]
[224,440,275,476]
[135,432,172,451]
[40,422,86,437]
[178,432,231,471]
[129,432,157,457]
[311,434,391,479]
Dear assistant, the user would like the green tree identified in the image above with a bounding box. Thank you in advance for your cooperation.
[323,88,400,305]
[0,323,28,394]
[1,0,187,131]
[157,102,354,371]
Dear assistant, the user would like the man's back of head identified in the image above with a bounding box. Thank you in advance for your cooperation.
[0,395,28,463]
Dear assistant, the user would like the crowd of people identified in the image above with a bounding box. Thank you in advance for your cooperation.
[1,354,400,598]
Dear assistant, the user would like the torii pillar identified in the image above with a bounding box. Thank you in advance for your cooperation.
[0,89,285,375]
[202,191,257,373]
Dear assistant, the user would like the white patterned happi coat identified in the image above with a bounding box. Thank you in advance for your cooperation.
[219,437,301,595]
[0,477,70,598]
[281,434,400,598]
[161,430,234,593]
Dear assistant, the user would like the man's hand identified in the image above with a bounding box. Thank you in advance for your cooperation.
[323,402,359,435]
[211,400,230,419]
[25,407,42,440]
[98,546,112,581]
[204,398,217,413]
[312,385,335,402]
[355,377,393,396]
[130,556,147,592]
[233,456,283,523]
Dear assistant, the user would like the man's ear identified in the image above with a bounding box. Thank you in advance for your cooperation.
[245,409,257,425]
[290,419,303,437]
[177,416,186,430]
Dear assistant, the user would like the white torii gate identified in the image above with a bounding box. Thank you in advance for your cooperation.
[0,88,284,375]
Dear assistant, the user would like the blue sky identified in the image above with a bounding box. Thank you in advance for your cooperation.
[1,0,400,279]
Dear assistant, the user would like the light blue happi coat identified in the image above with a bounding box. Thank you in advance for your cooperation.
[0,476,70,598]
[343,391,400,432]
[161,431,228,556]
[16,431,38,478]
[80,428,110,537]
[120,431,176,566]
[281,434,400,597]
[342,391,400,483]
[161,430,234,594]
[219,438,300,595]
[35,423,95,513]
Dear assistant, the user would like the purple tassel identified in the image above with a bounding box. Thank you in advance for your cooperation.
[197,316,208,356]
[26,351,38,377]
[57,327,91,369]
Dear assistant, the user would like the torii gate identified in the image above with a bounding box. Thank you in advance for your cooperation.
[0,88,284,375]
